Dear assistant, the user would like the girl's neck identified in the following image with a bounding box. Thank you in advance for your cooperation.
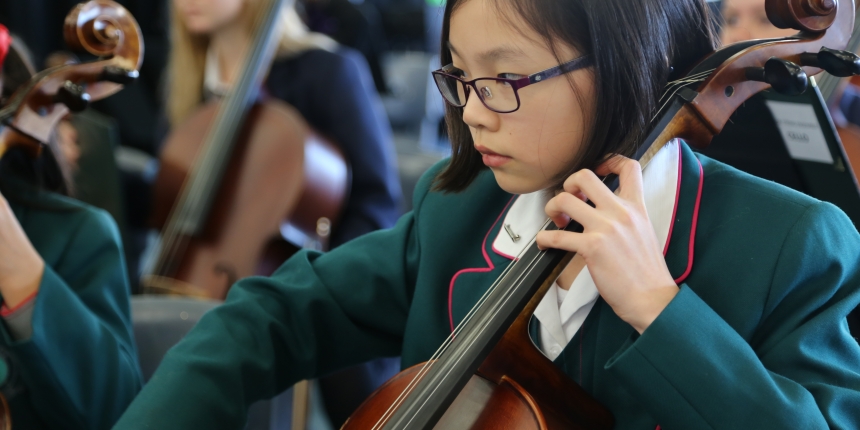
[208,22,252,87]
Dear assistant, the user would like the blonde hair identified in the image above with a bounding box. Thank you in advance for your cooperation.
[166,0,337,126]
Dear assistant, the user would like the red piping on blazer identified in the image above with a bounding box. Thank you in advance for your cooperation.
[672,156,703,284]
[447,196,516,332]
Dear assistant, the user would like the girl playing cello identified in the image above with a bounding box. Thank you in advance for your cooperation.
[117,0,860,428]
[0,26,141,430]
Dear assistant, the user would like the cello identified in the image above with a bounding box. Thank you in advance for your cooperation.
[0,2,143,428]
[142,0,349,299]
[344,0,859,428]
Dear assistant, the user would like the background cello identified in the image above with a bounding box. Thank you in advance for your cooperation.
[142,0,350,300]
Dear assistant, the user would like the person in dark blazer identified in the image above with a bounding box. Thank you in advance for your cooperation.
[115,0,860,428]
[167,0,400,251]
[0,30,142,429]
[264,49,401,247]
[165,0,401,424]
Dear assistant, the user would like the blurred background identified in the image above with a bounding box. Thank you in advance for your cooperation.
[3,0,859,428]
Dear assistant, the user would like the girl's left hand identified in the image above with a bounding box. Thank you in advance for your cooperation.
[0,191,44,309]
[536,155,678,334]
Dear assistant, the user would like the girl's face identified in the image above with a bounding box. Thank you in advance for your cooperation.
[448,0,595,194]
[173,0,245,35]
[721,0,796,44]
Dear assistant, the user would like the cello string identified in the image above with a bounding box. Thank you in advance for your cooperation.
[372,252,547,430]
[161,61,264,271]
[374,223,546,428]
[152,0,278,286]
[371,224,546,428]
[153,84,244,284]
[156,0,282,281]
[399,238,552,428]
[153,66,251,283]
[654,69,714,121]
[371,220,551,429]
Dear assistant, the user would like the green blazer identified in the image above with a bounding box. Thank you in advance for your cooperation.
[115,143,860,429]
[0,189,142,429]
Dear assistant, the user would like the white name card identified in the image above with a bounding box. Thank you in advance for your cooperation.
[765,100,834,164]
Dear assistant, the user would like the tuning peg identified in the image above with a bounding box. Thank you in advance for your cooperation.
[799,47,860,77]
[54,80,90,112]
[745,57,808,96]
[99,65,139,85]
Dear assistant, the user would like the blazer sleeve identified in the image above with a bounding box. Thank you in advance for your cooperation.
[113,163,440,430]
[605,201,860,429]
[0,208,142,430]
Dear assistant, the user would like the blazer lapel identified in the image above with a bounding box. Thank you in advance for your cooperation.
[664,143,704,284]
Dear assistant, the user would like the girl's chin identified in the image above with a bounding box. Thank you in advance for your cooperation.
[184,20,214,35]
[490,170,546,195]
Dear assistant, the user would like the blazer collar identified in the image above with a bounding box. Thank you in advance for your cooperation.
[663,142,704,283]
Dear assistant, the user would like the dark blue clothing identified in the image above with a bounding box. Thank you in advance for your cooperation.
[265,47,402,426]
[265,48,402,246]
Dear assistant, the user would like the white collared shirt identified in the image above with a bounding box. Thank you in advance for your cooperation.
[491,140,681,360]
[204,45,231,97]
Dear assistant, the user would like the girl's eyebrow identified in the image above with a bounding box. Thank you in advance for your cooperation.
[447,41,528,64]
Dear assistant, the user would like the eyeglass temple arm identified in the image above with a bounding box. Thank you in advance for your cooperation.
[527,55,593,85]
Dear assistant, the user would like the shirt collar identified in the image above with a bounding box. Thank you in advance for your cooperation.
[204,45,231,97]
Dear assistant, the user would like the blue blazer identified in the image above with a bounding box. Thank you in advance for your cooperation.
[265,48,402,245]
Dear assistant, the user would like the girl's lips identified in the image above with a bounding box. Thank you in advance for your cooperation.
[475,145,511,167]
[481,153,511,167]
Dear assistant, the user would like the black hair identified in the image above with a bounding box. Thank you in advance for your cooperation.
[0,147,72,200]
[1,37,73,203]
[434,0,718,192]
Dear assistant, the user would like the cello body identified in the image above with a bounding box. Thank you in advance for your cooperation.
[346,301,613,430]
[147,98,349,299]
[142,0,350,300]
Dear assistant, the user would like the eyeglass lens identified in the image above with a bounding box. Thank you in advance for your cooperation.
[433,74,519,112]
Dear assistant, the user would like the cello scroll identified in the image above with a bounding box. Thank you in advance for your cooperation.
[0,0,142,151]
[664,0,858,150]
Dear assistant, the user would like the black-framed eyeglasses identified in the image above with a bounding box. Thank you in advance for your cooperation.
[431,55,593,114]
